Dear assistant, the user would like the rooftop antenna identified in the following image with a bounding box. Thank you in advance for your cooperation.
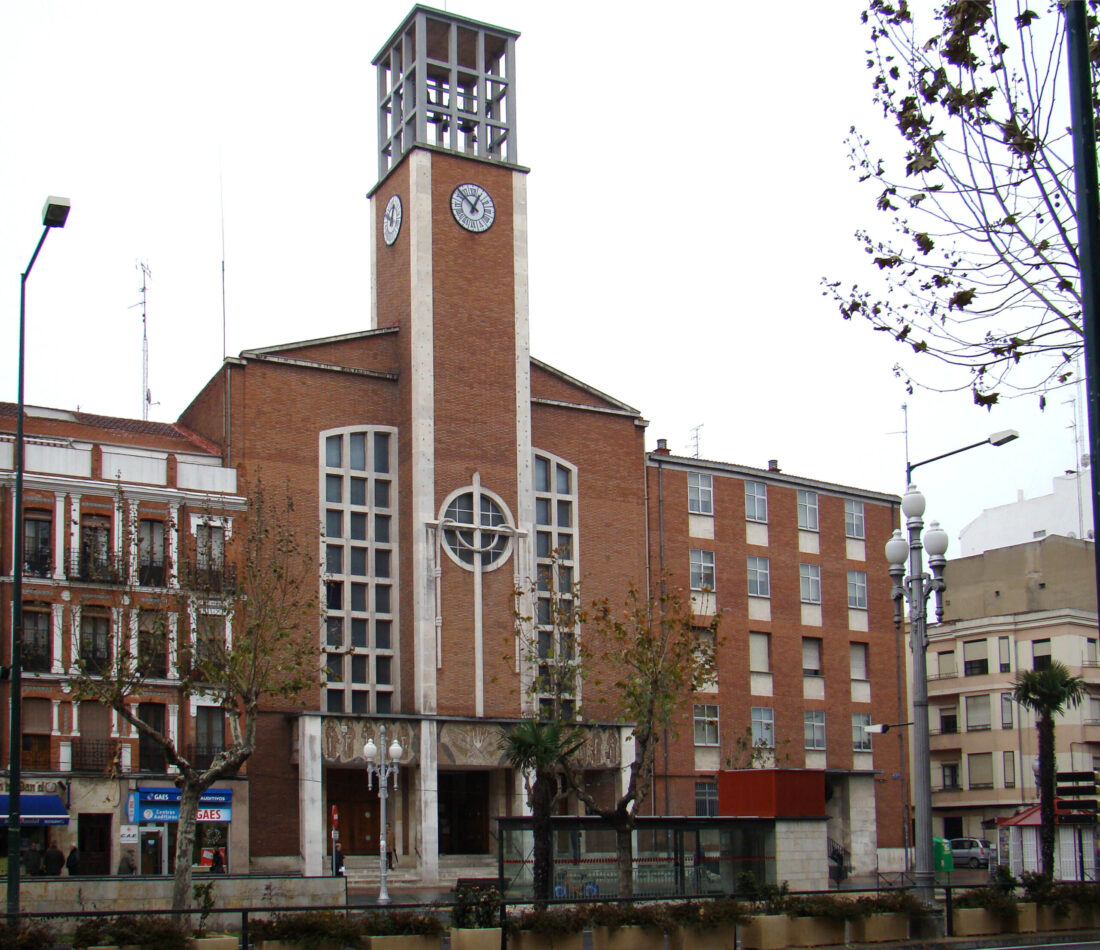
[220,169,227,361]
[689,424,703,459]
[129,261,157,420]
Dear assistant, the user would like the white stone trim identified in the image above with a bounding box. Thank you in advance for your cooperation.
[299,716,324,877]
[51,493,65,579]
[50,603,64,675]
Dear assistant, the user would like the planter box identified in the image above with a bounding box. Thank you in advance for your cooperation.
[590,925,665,950]
[849,913,908,943]
[1012,902,1037,934]
[256,942,342,950]
[741,915,789,950]
[951,907,1002,937]
[450,928,503,950]
[509,931,584,950]
[1036,905,1093,931]
[668,928,736,950]
[367,936,443,950]
[192,937,239,950]
[788,916,846,947]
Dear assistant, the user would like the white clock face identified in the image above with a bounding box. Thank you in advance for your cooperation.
[383,195,402,246]
[450,183,495,233]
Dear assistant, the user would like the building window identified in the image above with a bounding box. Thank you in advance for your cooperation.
[845,499,865,539]
[804,710,826,750]
[688,472,713,515]
[802,637,822,676]
[138,519,166,586]
[693,704,719,746]
[942,763,960,790]
[999,636,1012,673]
[939,707,958,734]
[23,510,52,577]
[23,699,52,770]
[194,613,226,670]
[690,549,715,591]
[1003,750,1016,788]
[800,563,822,604]
[852,712,872,751]
[194,706,225,769]
[963,639,988,677]
[847,570,867,609]
[1032,639,1051,671]
[196,523,225,571]
[138,702,167,772]
[22,604,51,674]
[751,707,774,748]
[694,627,718,692]
[1088,638,1099,666]
[443,489,512,569]
[745,481,767,523]
[797,490,819,532]
[79,514,112,580]
[937,649,956,678]
[968,751,994,789]
[850,642,868,681]
[966,694,991,731]
[322,427,398,715]
[138,611,168,679]
[1089,697,1100,725]
[80,607,111,675]
[695,781,719,817]
[747,557,770,597]
[1001,693,1014,728]
[749,632,770,673]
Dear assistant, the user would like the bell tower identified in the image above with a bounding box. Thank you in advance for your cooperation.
[368,6,532,880]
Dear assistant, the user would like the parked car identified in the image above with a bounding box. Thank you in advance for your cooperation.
[950,837,991,869]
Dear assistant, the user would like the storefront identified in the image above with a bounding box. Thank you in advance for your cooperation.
[125,788,232,874]
[0,792,70,868]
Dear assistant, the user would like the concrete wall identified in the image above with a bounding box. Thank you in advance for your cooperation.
[774,819,828,891]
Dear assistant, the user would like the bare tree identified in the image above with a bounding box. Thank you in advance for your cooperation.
[73,481,318,915]
[823,0,1100,408]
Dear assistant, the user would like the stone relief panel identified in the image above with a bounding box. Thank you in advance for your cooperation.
[321,718,420,767]
[572,726,623,770]
[438,722,510,767]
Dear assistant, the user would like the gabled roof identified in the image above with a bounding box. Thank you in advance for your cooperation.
[530,357,641,416]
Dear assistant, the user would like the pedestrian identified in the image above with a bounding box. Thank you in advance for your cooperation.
[66,843,80,876]
[24,842,42,876]
[117,848,137,875]
[210,848,224,873]
[333,842,344,876]
[42,841,64,875]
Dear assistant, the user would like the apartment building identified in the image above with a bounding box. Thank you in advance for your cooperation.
[0,403,246,874]
[925,536,1099,845]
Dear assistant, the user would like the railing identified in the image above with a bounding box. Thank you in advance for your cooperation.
[74,551,124,584]
[23,546,52,577]
[139,743,168,773]
[22,649,52,674]
[181,559,238,595]
[72,738,121,772]
[186,743,226,770]
[138,557,169,587]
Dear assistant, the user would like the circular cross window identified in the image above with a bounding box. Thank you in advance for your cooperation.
[440,486,514,571]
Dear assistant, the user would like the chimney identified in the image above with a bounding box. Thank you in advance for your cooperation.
[768,459,780,472]
[654,439,671,455]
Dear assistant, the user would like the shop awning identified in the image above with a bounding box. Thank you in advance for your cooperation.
[0,794,69,826]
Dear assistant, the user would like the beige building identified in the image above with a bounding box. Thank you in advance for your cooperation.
[923,536,1098,843]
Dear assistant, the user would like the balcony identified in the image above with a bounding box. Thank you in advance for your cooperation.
[138,743,168,773]
[138,557,169,588]
[185,743,226,770]
[74,551,123,585]
[22,649,52,675]
[72,738,122,772]
[23,546,52,578]
[181,559,238,595]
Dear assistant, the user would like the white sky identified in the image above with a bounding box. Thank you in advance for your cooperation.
[0,1,1086,553]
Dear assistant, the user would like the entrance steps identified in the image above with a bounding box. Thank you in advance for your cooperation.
[343,852,498,889]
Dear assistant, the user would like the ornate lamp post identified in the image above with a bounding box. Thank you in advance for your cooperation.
[364,725,402,903]
[9,197,70,916]
[886,486,948,903]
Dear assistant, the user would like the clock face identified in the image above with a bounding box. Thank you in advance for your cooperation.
[450,183,495,233]
[383,195,402,246]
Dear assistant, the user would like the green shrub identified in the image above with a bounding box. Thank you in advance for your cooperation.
[357,909,445,936]
[505,906,588,936]
[783,894,861,921]
[72,914,190,950]
[665,899,749,930]
[954,886,1018,922]
[854,889,932,919]
[586,902,674,933]
[0,919,56,950]
[451,882,502,929]
[254,910,363,948]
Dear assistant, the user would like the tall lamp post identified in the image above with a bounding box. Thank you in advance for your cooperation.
[9,197,70,916]
[886,488,948,903]
[364,726,402,904]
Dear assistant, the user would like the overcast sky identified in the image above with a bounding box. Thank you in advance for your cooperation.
[1,1,1086,553]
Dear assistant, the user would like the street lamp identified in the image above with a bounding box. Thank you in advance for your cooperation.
[866,722,914,735]
[906,429,1018,484]
[9,197,70,916]
[886,486,948,903]
[364,725,402,903]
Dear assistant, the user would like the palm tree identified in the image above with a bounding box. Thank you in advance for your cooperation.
[500,719,581,909]
[1013,661,1087,878]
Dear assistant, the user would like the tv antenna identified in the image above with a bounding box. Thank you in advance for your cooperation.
[129,261,158,420]
[689,424,703,459]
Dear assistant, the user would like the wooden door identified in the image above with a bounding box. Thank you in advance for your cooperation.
[78,812,111,875]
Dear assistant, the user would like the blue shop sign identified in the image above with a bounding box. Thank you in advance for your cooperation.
[128,788,233,823]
